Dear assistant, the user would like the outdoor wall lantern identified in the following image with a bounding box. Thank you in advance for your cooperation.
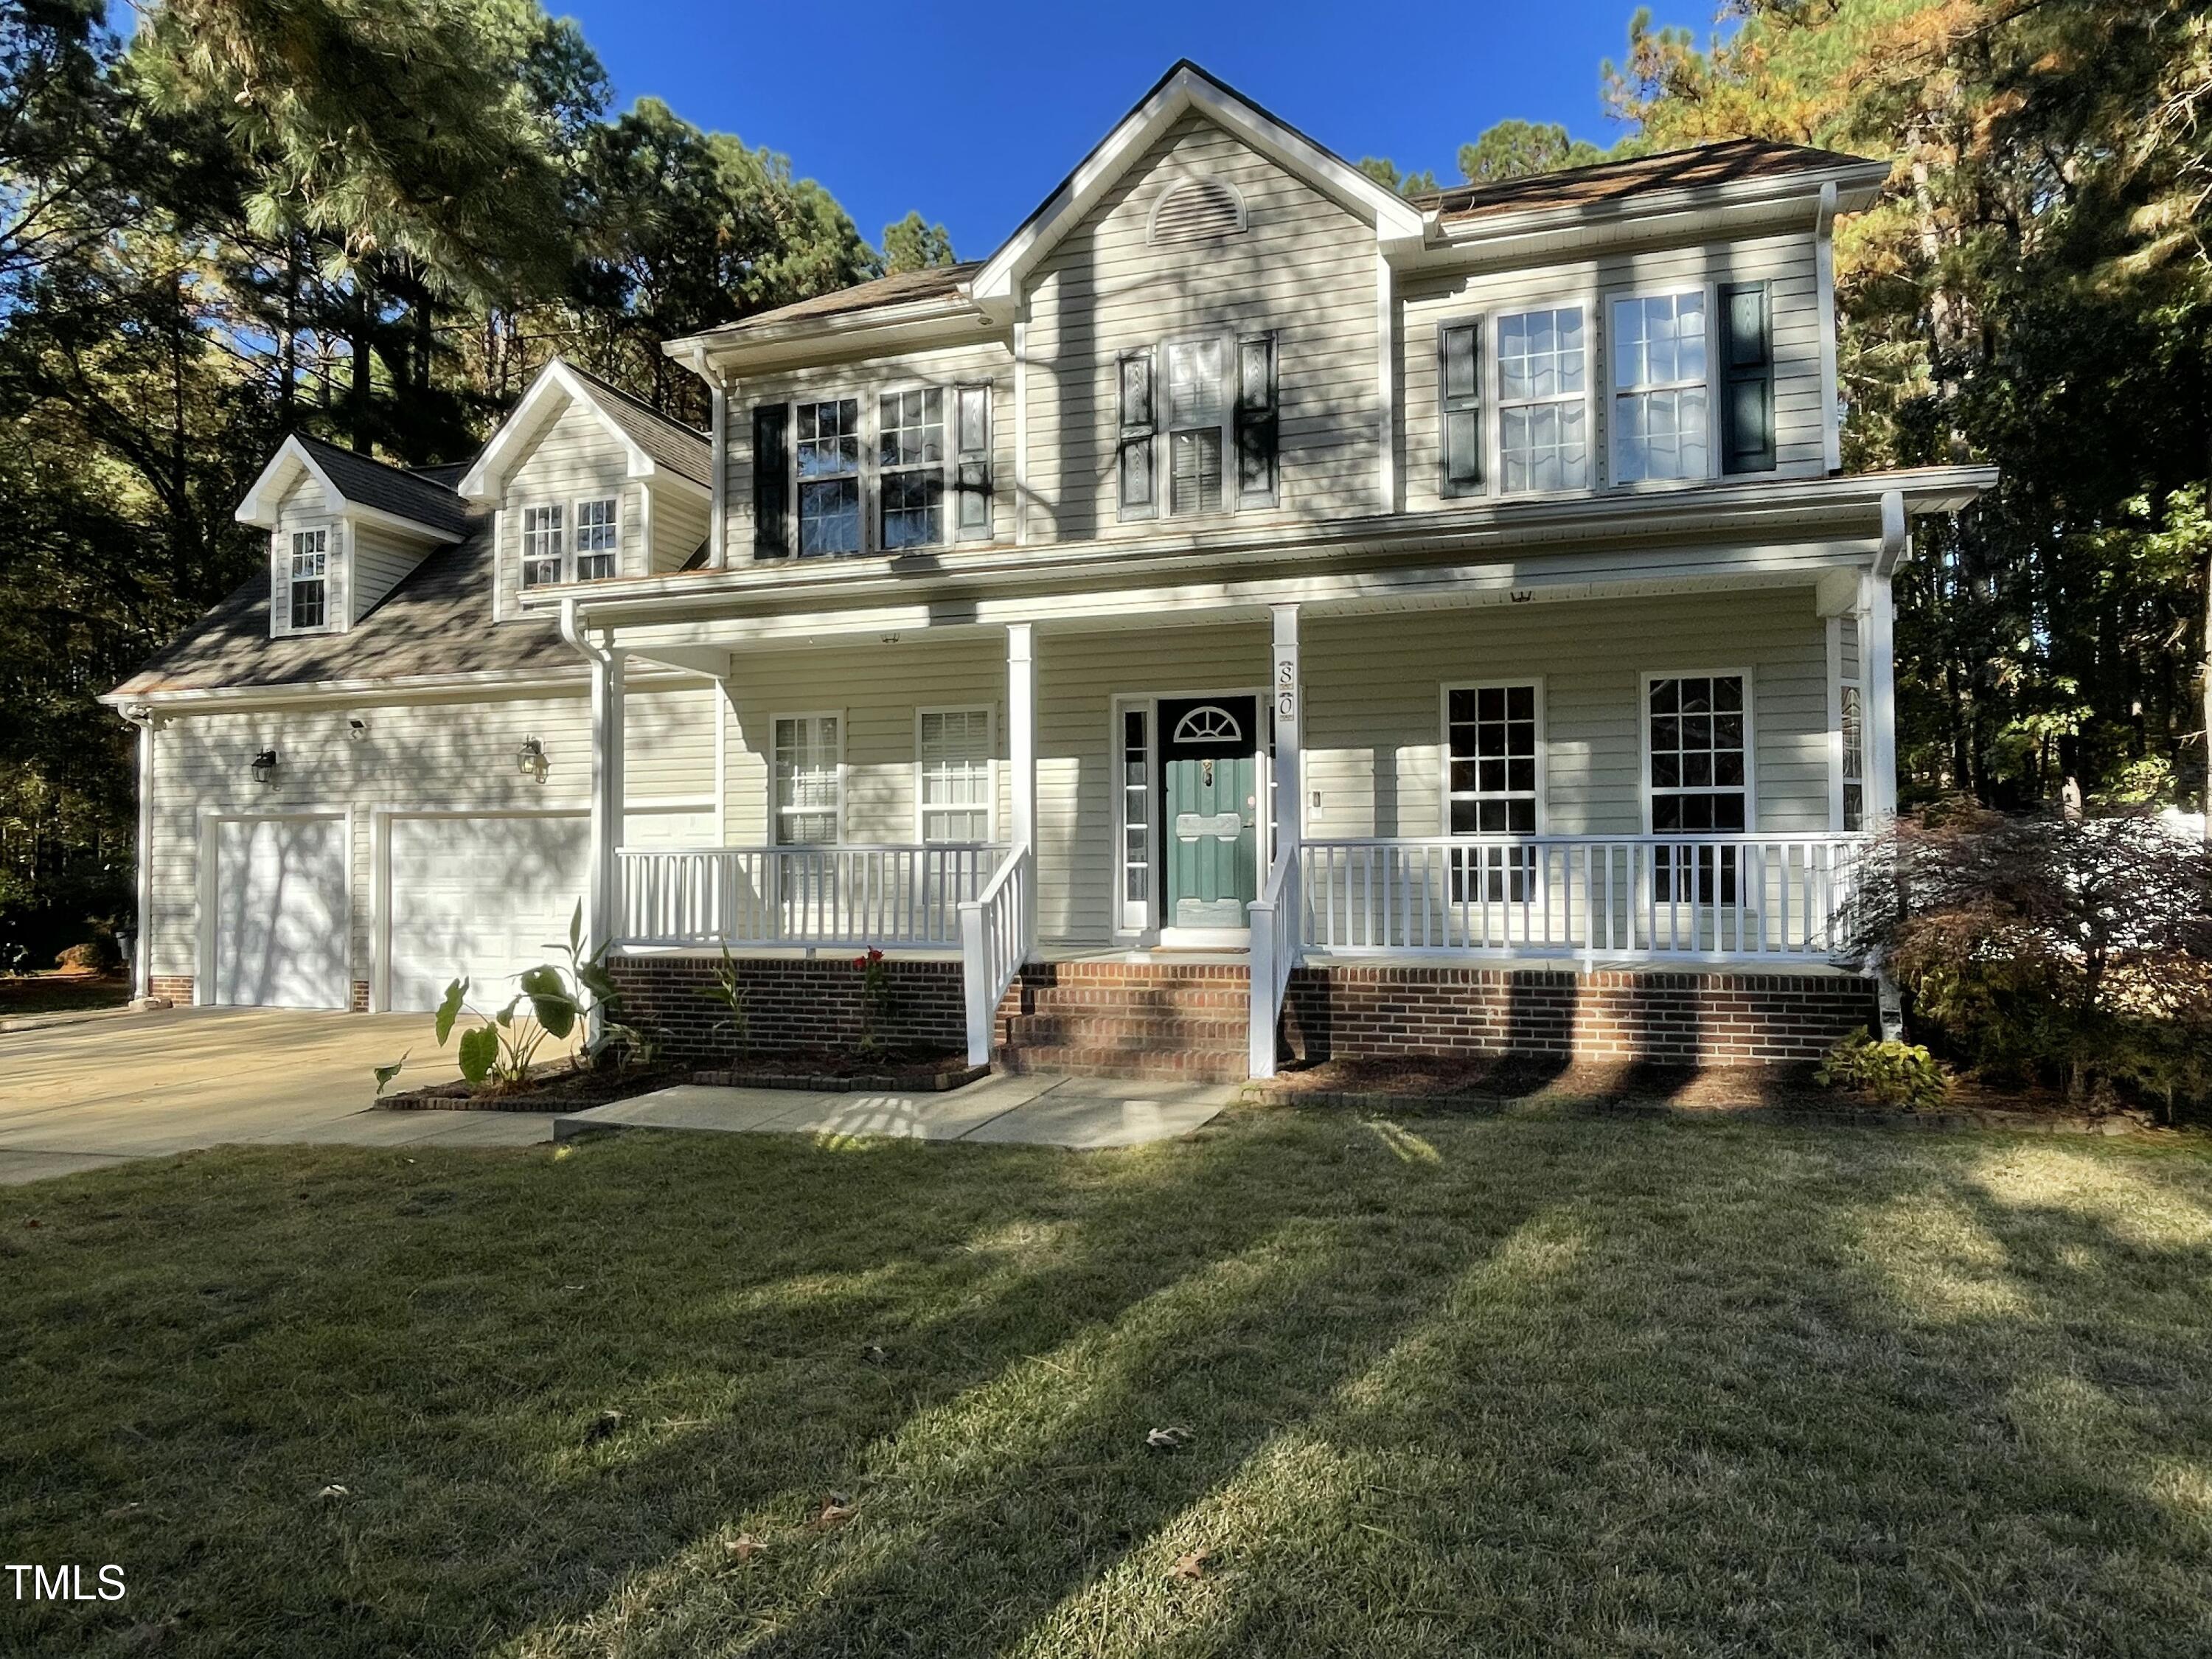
[347,717,368,741]
[517,736,549,782]
[250,748,279,787]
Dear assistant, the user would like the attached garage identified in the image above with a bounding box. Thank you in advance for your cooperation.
[381,812,591,1012]
[209,814,350,1009]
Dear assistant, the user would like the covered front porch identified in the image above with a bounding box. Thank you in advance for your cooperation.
[576,554,1896,1077]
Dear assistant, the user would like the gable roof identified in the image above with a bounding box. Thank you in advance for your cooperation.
[110,509,576,697]
[689,263,982,341]
[235,434,469,540]
[456,358,712,503]
[968,60,1426,313]
[1425,137,1891,226]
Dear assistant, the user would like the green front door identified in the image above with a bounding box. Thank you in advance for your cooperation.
[1158,696,1259,931]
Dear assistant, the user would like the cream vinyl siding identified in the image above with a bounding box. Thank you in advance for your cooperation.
[722,343,1015,557]
[270,473,344,636]
[1020,111,1380,544]
[718,636,1009,843]
[651,484,712,572]
[497,400,642,617]
[347,520,434,622]
[144,682,718,982]
[1401,230,1827,511]
[1301,590,1832,839]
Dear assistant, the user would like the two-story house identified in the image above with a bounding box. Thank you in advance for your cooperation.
[105,63,1994,1081]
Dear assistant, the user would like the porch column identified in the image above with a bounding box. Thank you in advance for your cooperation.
[1270,603,1301,858]
[127,706,155,1003]
[1007,623,1036,855]
[1860,571,1898,823]
[588,641,627,956]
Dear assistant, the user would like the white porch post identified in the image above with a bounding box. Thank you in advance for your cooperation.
[1270,603,1301,856]
[588,641,627,957]
[1007,622,1037,947]
[128,706,155,1003]
[1860,571,1898,824]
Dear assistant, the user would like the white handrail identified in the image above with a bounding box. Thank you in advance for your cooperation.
[959,844,1032,1066]
[1298,834,1863,961]
[1248,842,1301,1078]
[616,844,1006,948]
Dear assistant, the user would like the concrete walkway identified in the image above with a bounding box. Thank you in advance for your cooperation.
[555,1071,1234,1150]
[0,1006,552,1183]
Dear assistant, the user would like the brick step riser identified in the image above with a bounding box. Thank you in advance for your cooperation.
[1009,970,1251,990]
[998,1016,1248,1051]
[998,1046,1251,1083]
[999,992,1254,1018]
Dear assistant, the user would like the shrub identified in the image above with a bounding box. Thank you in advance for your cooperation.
[1815,1028,1950,1110]
[55,941,112,972]
[1848,801,2212,1103]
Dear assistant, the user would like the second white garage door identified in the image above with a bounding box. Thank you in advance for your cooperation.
[386,814,591,1012]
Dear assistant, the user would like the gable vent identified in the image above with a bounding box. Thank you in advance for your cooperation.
[1148,176,1245,247]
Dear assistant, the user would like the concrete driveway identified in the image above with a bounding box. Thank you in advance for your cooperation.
[0,1006,553,1184]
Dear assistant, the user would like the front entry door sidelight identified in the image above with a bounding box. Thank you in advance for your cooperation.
[1158,696,1259,932]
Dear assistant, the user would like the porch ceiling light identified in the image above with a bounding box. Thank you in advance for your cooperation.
[517,736,549,782]
[250,748,278,786]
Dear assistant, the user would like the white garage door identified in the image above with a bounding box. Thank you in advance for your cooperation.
[386,814,591,1012]
[213,815,349,1009]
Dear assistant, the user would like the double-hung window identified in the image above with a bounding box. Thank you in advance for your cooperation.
[288,529,328,630]
[521,504,565,588]
[796,399,861,557]
[574,497,618,580]
[1165,338,1228,516]
[1611,292,1710,483]
[773,714,841,844]
[879,389,945,552]
[1648,673,1747,900]
[917,708,992,843]
[1446,684,1540,901]
[1497,307,1588,493]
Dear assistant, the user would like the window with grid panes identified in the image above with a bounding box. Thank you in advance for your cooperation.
[1447,684,1539,902]
[1648,674,1746,901]
[879,389,945,550]
[796,400,860,556]
[917,709,990,841]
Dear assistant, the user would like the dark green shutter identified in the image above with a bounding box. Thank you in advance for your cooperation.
[955,384,992,540]
[752,403,789,557]
[1235,333,1278,507]
[1719,283,1775,474]
[1117,349,1156,521]
[1439,319,1482,496]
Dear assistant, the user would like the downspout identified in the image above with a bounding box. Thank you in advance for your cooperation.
[120,703,159,1005]
[561,597,619,1043]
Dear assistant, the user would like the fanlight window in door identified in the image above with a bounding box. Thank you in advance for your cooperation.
[1170,704,1244,745]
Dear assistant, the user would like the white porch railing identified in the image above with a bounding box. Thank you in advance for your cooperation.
[1298,835,1866,961]
[616,844,1006,949]
[1248,844,1301,1077]
[959,844,1032,1065]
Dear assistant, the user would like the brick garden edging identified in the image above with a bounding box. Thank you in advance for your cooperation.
[608,953,967,1064]
[1280,965,1879,1068]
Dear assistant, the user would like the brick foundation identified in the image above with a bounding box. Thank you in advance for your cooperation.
[147,975,194,1005]
[350,980,370,1013]
[608,954,967,1062]
[1281,965,1877,1068]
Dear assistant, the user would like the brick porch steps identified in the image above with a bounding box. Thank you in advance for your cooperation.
[993,960,1252,1082]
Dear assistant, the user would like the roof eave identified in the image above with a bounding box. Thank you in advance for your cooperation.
[1429,159,1893,249]
[665,292,997,368]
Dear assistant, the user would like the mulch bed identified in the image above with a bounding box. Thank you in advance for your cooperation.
[1242,1053,2163,1134]
[380,1064,687,1113]
[689,1048,987,1093]
[0,970,131,1019]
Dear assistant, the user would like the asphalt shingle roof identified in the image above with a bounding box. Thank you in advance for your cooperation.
[294,434,470,538]
[1422,138,1886,223]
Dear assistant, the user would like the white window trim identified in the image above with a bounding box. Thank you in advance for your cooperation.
[279,523,338,637]
[1638,667,1756,835]
[876,382,950,554]
[770,709,844,846]
[1111,694,1155,936]
[518,500,567,590]
[571,493,622,582]
[1439,679,1547,835]
[791,394,866,560]
[1604,282,1719,490]
[912,703,997,844]
[1161,333,1235,519]
[1490,302,1599,499]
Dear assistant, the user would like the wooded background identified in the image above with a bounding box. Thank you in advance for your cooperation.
[4,0,2208,962]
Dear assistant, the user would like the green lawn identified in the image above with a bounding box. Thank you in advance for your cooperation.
[4,1108,2211,1658]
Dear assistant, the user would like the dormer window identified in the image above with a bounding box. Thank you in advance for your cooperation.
[574,497,619,580]
[288,529,328,630]
[521,504,565,588]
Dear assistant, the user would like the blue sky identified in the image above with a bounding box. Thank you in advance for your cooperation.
[552,0,1698,259]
